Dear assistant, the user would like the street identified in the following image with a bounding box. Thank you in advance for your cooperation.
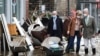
[0,36,100,56]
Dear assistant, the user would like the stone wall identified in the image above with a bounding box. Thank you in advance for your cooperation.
[26,0,29,18]
[55,0,76,16]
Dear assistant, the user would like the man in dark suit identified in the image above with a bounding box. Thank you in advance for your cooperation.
[47,11,63,41]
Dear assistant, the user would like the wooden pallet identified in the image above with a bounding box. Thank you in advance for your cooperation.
[11,36,26,47]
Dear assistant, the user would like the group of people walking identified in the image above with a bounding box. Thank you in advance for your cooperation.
[47,8,99,55]
[66,8,96,55]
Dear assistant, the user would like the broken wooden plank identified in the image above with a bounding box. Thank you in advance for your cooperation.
[13,17,34,51]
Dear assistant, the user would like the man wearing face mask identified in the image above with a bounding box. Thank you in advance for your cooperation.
[82,8,96,55]
[66,10,83,53]
[47,11,63,41]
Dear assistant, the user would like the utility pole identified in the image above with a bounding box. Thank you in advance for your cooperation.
[76,0,81,10]
[67,0,70,16]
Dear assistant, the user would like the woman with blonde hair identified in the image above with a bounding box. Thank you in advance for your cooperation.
[66,10,83,54]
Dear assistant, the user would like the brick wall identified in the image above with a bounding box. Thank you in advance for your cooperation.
[56,0,67,16]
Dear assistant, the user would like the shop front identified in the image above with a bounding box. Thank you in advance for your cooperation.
[0,0,26,25]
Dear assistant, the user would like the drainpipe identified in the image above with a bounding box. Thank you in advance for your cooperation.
[6,0,12,23]
[20,0,26,25]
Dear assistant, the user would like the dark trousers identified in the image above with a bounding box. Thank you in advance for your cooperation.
[50,30,62,41]
[66,31,81,52]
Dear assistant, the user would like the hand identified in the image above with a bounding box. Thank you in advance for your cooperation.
[70,16,74,19]
[67,31,70,34]
[80,25,83,28]
[47,34,50,37]
[92,34,95,37]
[80,32,83,36]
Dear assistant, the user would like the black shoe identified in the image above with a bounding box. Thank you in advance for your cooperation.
[76,51,79,54]
[92,48,96,55]
[85,48,88,54]
[76,53,80,56]
[76,48,79,54]
[58,42,63,46]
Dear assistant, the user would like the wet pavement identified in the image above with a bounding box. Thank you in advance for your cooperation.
[0,45,100,56]
[0,37,100,56]
[0,47,100,56]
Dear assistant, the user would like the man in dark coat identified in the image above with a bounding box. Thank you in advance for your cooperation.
[82,8,96,55]
[47,11,63,41]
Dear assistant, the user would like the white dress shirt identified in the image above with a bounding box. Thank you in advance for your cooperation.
[53,16,57,30]
[85,15,89,26]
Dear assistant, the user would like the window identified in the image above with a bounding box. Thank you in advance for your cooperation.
[0,0,4,14]
[12,0,20,21]
[12,0,16,17]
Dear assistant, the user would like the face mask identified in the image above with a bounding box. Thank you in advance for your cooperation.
[77,16,81,18]
[83,14,87,17]
[52,15,57,18]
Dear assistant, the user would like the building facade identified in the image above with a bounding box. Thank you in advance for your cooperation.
[0,0,28,25]
[77,0,100,30]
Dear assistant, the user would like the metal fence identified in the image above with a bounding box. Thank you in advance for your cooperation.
[29,0,70,17]
[29,0,100,30]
